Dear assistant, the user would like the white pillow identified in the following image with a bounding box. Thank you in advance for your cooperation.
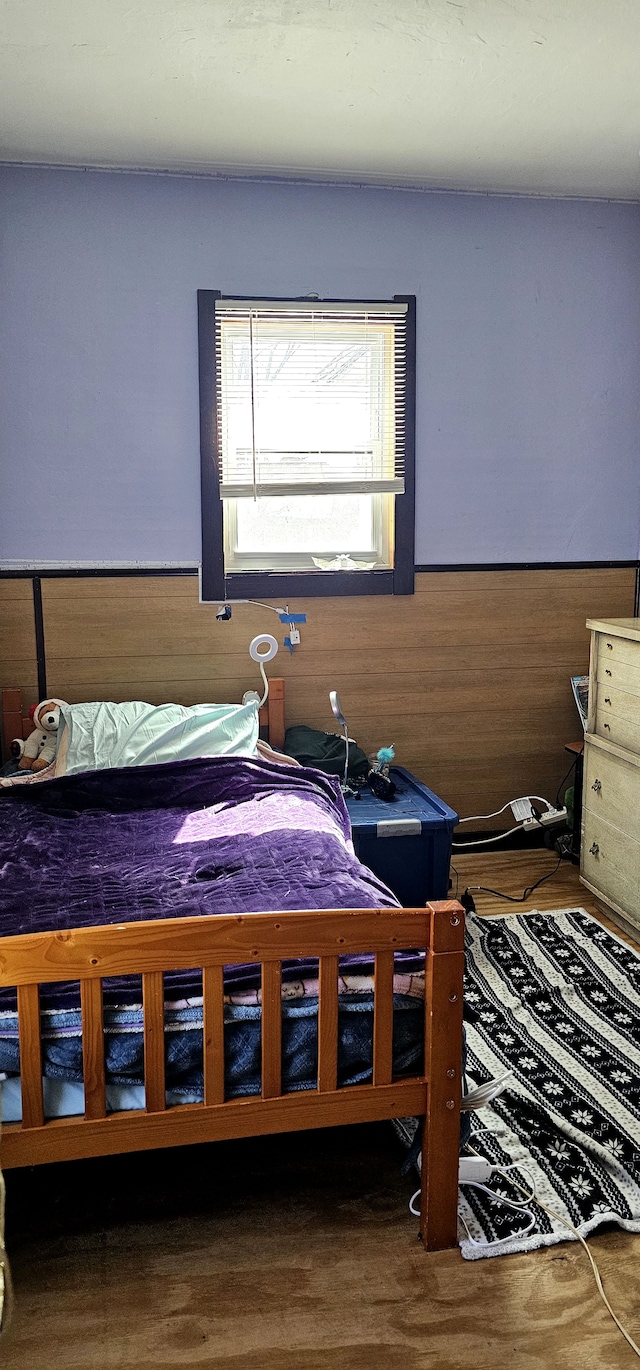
[59,700,259,774]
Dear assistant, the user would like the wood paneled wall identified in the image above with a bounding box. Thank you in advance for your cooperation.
[1,568,636,825]
[0,580,38,758]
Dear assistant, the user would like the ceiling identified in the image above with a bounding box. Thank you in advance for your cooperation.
[2,0,640,199]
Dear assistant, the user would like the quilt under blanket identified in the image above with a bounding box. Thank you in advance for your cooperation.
[0,757,425,1095]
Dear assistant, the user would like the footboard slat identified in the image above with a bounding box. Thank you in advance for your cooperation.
[17,983,44,1129]
[80,978,106,1120]
[373,951,394,1087]
[203,965,225,1106]
[317,955,339,1093]
[143,972,166,1113]
[261,962,282,1100]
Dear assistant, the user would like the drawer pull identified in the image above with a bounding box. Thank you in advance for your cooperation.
[604,697,611,704]
[591,779,602,792]
[603,723,611,731]
[589,842,600,856]
[606,669,612,676]
[606,642,613,650]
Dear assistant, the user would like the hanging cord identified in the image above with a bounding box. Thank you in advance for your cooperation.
[464,1142,640,1360]
[555,753,579,807]
[221,599,290,616]
[258,660,269,707]
[249,310,258,501]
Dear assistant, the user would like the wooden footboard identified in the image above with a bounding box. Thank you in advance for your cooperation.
[0,901,464,1251]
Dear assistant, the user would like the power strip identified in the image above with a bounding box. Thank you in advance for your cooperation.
[459,1156,494,1185]
[522,806,567,832]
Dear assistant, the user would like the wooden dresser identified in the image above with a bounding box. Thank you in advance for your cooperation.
[581,617,640,937]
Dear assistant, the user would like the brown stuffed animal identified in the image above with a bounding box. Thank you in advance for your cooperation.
[18,699,68,771]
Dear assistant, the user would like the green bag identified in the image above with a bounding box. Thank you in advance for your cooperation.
[282,725,369,780]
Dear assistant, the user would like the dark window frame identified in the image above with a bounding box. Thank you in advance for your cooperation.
[198,291,416,600]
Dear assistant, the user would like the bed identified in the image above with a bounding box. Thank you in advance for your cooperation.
[0,684,464,1252]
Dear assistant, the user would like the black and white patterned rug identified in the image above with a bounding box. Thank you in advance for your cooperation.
[401,908,640,1259]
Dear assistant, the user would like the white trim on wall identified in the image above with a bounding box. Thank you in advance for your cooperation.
[0,560,201,571]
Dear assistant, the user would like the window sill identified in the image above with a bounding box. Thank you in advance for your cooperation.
[218,568,412,598]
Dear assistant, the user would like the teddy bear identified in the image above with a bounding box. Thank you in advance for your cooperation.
[17,699,68,771]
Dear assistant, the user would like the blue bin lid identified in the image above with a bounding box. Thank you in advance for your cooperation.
[345,766,458,836]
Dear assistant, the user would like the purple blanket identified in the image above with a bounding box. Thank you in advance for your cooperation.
[0,757,415,1012]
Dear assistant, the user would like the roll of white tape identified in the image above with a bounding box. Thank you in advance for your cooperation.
[249,633,278,663]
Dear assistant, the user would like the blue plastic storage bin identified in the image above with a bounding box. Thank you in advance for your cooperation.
[345,767,458,907]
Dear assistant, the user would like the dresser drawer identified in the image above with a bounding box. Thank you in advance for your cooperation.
[597,633,640,672]
[596,654,640,698]
[582,811,640,920]
[583,743,640,844]
[595,689,640,752]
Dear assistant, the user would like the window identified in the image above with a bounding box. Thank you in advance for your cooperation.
[198,293,415,599]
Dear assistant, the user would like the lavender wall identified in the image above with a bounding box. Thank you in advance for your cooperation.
[1,166,639,567]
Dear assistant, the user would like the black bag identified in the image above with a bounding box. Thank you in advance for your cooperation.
[282,725,370,780]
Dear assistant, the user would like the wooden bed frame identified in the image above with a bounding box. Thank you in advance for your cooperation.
[0,685,464,1252]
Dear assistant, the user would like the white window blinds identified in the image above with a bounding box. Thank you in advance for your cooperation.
[214,299,408,499]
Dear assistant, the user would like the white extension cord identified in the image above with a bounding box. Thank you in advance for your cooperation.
[467,1144,640,1359]
[458,1155,494,1184]
[409,1148,640,1359]
[451,795,567,849]
[460,1071,513,1111]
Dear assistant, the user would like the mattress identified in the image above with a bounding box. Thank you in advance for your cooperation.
[1,992,425,1122]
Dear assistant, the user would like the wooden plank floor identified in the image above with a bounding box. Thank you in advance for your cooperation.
[1,854,640,1369]
[452,848,640,944]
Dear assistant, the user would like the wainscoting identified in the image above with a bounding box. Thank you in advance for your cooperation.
[1,568,635,826]
[0,578,38,703]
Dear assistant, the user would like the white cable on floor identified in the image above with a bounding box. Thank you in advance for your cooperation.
[409,1160,538,1240]
[409,1177,537,1245]
[465,1143,640,1360]
[457,1177,538,1248]
[408,1136,640,1357]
